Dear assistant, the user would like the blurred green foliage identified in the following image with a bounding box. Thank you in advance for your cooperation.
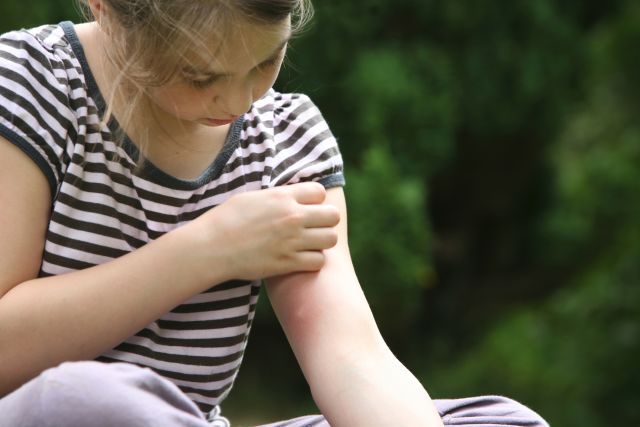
[2,1,639,425]
[347,144,432,333]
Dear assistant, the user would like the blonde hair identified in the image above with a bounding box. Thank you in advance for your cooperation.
[76,0,313,166]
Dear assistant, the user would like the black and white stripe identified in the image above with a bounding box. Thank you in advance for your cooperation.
[0,22,344,414]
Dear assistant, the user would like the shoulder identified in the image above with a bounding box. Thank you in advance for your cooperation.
[0,23,87,105]
[243,89,345,188]
[248,89,313,115]
[1,23,75,75]
[245,89,329,135]
[1,23,72,50]
[0,23,85,118]
[244,89,337,147]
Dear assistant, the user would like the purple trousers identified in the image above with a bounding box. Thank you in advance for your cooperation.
[0,362,548,427]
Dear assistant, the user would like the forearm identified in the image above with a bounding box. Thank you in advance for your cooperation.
[310,347,444,427]
[0,226,226,396]
[268,269,443,427]
[0,177,338,396]
[267,187,443,426]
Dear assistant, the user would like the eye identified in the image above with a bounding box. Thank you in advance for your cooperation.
[187,74,220,89]
[257,57,281,70]
[256,50,285,73]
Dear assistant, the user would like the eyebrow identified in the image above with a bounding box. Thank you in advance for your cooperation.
[182,36,292,79]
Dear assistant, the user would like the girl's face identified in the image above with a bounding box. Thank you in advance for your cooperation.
[147,17,291,128]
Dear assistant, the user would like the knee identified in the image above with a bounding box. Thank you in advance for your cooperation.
[439,395,549,427]
[36,361,203,427]
[490,396,549,427]
[40,361,157,426]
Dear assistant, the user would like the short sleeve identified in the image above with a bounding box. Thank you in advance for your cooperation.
[267,92,345,189]
[0,26,76,198]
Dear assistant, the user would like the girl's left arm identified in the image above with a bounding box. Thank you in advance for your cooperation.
[265,187,444,427]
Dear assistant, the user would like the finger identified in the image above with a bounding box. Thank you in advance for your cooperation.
[286,181,326,205]
[292,250,326,272]
[295,228,339,251]
[301,204,340,228]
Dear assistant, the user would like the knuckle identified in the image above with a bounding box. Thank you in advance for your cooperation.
[266,188,288,205]
[329,207,340,224]
[313,182,327,198]
[301,181,325,200]
[309,252,326,270]
[327,230,339,247]
[283,210,305,227]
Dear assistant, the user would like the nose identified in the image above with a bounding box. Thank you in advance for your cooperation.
[215,78,253,117]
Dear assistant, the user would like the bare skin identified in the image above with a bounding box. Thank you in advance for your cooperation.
[0,137,339,396]
[0,1,444,424]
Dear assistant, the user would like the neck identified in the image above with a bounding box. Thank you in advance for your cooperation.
[76,22,231,179]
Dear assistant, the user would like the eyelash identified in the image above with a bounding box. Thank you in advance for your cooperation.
[186,54,283,89]
[257,55,282,71]
[189,75,220,89]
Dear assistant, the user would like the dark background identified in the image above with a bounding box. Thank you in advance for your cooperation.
[2,1,639,425]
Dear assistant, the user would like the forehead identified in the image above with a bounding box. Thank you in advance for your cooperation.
[187,17,292,72]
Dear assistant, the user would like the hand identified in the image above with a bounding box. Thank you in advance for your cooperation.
[187,182,341,281]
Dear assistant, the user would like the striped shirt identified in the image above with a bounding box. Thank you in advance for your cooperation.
[0,22,344,414]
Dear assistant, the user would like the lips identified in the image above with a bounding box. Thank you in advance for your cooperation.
[202,118,236,126]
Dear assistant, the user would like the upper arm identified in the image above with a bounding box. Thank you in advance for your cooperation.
[0,30,72,296]
[0,136,51,297]
[258,91,345,189]
[265,187,385,380]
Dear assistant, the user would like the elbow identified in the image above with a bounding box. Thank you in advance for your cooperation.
[0,339,26,398]
[0,302,43,397]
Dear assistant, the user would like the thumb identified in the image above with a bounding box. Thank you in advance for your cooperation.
[286,181,326,205]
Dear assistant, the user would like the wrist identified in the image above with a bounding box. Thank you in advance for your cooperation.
[165,221,235,289]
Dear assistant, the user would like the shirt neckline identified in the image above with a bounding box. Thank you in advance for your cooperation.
[59,21,244,190]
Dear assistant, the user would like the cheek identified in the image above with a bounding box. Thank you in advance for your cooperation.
[254,67,282,99]
[150,87,208,116]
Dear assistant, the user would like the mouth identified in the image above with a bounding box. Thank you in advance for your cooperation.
[201,117,238,127]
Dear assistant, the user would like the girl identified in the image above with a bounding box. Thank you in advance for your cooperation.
[0,0,548,426]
